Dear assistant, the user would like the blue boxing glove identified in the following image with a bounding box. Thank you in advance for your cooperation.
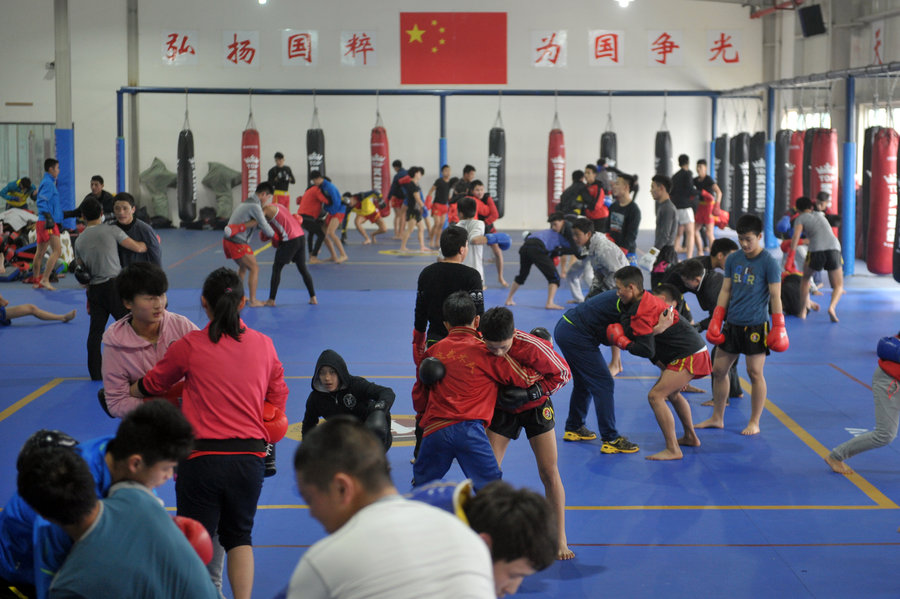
[877,335,900,364]
[485,232,511,250]
[775,214,792,235]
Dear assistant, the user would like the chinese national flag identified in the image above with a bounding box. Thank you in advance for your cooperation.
[400,12,507,85]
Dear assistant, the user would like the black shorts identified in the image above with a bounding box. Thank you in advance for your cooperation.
[406,206,423,222]
[488,398,556,440]
[484,222,496,235]
[720,322,770,356]
[807,249,841,272]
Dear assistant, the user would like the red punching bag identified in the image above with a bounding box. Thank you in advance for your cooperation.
[370,114,390,217]
[788,131,805,209]
[867,127,898,275]
[547,112,565,215]
[241,112,261,202]
[808,129,840,218]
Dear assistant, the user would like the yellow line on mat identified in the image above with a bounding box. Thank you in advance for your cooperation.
[0,378,68,423]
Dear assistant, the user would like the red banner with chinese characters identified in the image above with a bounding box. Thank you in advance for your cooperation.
[400,12,507,84]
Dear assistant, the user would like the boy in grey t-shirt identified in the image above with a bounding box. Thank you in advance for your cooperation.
[74,197,147,379]
[789,195,844,322]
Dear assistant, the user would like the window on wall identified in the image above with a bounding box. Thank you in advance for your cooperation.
[779,110,832,130]
[0,123,55,192]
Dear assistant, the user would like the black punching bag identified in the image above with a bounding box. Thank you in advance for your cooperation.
[774,130,793,220]
[600,131,617,168]
[748,131,766,218]
[859,126,879,261]
[715,134,731,214]
[176,120,197,223]
[655,131,673,177]
[731,132,750,223]
[488,114,506,218]
[306,107,326,186]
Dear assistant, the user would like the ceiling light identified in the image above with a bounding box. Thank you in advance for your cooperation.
[615,0,633,7]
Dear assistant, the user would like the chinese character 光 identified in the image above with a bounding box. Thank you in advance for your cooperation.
[709,32,739,63]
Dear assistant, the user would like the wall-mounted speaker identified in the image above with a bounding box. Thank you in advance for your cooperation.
[799,4,827,38]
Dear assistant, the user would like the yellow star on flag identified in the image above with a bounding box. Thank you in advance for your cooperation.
[406,24,425,43]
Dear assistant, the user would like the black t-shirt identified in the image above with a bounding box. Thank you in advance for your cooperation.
[414,262,484,342]
[432,178,451,205]
[267,165,296,192]
[670,169,696,210]
[608,201,641,254]
[694,175,715,196]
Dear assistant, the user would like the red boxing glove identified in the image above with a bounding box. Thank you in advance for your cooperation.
[606,323,632,351]
[767,313,789,352]
[706,306,726,346]
[173,516,213,565]
[149,381,184,409]
[412,329,426,367]
[425,195,433,210]
[259,230,269,242]
[224,222,246,238]
[263,402,289,442]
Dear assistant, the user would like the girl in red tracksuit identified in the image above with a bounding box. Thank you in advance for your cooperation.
[131,267,288,599]
[261,203,316,305]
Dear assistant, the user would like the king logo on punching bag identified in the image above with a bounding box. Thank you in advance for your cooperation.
[244,154,259,190]
[371,153,386,191]
[488,153,502,198]
[551,155,565,201]
[308,152,324,173]
[814,162,837,196]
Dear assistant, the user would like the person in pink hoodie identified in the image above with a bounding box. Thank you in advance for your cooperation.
[100,262,197,418]
[260,203,317,306]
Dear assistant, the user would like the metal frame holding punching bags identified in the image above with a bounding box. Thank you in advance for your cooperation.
[370,110,390,212]
[867,127,898,275]
[488,107,506,218]
[547,105,565,216]
[241,98,260,202]
[176,95,197,223]
[306,100,326,187]
[748,131,766,218]
[715,134,731,215]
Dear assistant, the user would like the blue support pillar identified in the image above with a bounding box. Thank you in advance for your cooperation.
[842,76,857,275]
[439,95,448,174]
[765,141,776,249]
[116,90,125,193]
[709,96,718,177]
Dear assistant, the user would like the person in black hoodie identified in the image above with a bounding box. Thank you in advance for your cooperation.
[302,350,395,449]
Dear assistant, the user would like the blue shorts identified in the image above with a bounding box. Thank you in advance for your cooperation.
[0,306,11,326]
[412,420,501,491]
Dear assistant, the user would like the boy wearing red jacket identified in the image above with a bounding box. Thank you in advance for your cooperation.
[480,308,573,560]
[412,292,542,491]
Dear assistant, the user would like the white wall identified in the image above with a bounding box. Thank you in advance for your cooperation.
[1,0,764,230]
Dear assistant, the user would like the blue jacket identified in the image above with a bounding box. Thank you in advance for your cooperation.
[320,179,343,215]
[36,173,62,224]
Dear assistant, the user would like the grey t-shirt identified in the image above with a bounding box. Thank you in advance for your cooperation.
[655,199,678,249]
[74,223,128,284]
[795,211,840,252]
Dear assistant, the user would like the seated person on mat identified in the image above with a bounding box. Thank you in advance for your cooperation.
[0,292,75,326]
[303,349,395,450]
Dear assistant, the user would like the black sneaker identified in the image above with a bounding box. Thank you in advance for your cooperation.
[563,426,597,442]
[601,436,640,454]
[264,443,277,477]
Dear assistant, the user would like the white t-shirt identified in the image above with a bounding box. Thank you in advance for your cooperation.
[287,494,494,599]
[456,219,485,280]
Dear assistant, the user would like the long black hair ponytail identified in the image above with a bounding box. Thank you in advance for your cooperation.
[203,268,245,343]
